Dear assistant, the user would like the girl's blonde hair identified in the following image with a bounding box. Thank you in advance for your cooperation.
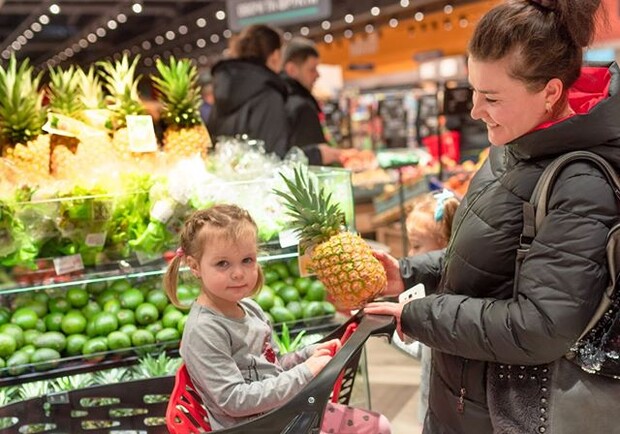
[163,204,264,308]
[406,191,460,248]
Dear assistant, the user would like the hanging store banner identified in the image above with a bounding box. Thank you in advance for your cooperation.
[226,0,332,31]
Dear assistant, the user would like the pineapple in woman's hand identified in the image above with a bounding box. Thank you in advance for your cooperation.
[274,167,387,310]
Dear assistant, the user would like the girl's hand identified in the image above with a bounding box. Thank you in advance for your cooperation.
[314,339,341,356]
[364,301,407,341]
[373,250,405,297]
[304,351,332,376]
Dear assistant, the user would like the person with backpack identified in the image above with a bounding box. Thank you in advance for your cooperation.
[207,25,290,157]
[364,0,620,433]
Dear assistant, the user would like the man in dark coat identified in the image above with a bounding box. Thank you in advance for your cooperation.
[281,38,341,165]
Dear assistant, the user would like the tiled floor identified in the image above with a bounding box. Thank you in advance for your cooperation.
[364,337,424,434]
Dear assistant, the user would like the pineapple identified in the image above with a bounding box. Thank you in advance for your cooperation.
[0,55,50,179]
[98,55,147,158]
[47,65,84,175]
[151,57,211,161]
[75,66,115,168]
[275,167,387,309]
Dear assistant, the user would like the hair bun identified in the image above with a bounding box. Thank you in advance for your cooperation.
[529,0,557,11]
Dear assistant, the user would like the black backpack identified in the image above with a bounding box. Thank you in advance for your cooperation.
[516,150,620,378]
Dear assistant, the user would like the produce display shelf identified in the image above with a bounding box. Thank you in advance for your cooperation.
[0,316,340,388]
[0,243,299,295]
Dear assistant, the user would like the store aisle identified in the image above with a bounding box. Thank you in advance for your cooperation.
[365,337,424,434]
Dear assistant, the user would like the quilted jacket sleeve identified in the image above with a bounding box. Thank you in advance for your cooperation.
[399,249,446,294]
[401,164,618,364]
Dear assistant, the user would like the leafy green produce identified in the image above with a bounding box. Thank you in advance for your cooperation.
[0,199,38,268]
[272,323,306,354]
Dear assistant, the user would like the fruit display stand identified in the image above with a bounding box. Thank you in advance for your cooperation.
[0,163,375,431]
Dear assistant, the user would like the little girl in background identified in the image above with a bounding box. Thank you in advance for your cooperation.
[164,204,391,433]
[401,190,460,424]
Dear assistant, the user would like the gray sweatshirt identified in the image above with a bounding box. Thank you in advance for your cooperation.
[179,298,315,430]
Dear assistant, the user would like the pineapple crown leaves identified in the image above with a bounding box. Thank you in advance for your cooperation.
[78,66,106,109]
[47,64,86,119]
[151,56,203,127]
[273,165,346,246]
[0,54,46,146]
[97,54,146,126]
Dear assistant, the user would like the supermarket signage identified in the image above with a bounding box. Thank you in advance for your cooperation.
[126,115,158,153]
[53,254,84,275]
[226,0,331,31]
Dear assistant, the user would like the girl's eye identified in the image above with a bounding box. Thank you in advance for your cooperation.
[242,257,255,264]
[216,261,229,268]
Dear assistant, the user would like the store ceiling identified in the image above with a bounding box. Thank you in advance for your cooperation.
[0,0,479,71]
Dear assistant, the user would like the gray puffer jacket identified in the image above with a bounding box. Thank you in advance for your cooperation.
[400,62,620,434]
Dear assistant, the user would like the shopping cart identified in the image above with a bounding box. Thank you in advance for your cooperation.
[166,312,395,434]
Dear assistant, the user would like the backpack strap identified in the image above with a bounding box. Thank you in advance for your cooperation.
[519,150,620,343]
[530,150,620,231]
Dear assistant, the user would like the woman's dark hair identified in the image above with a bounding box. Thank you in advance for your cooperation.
[231,24,282,64]
[469,0,604,101]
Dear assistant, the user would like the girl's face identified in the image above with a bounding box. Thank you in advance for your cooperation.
[188,234,259,314]
[408,228,445,256]
[468,56,549,146]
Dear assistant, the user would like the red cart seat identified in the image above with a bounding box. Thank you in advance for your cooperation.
[166,316,374,434]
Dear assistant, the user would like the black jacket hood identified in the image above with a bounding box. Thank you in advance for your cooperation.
[508,62,620,170]
[211,59,288,116]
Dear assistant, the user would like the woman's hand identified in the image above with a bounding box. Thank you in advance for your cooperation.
[373,250,405,297]
[364,301,407,340]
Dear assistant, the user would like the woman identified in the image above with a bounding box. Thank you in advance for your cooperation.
[365,0,620,432]
[207,24,289,157]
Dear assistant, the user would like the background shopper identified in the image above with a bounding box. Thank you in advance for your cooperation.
[207,25,290,157]
[282,37,341,165]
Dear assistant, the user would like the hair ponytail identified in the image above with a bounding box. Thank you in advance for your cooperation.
[164,255,183,308]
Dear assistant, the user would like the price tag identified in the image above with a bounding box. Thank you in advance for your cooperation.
[135,251,161,265]
[126,115,158,153]
[53,254,84,275]
[85,232,107,247]
[278,229,300,248]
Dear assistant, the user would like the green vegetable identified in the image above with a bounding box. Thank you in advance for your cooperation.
[0,199,38,269]
[272,323,306,354]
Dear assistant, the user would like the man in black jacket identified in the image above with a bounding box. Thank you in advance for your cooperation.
[282,38,341,165]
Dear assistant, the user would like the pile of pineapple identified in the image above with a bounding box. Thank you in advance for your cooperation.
[0,54,212,183]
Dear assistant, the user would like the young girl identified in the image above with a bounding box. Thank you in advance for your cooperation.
[401,190,460,424]
[164,204,391,433]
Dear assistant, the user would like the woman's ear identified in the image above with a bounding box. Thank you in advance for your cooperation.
[186,256,201,278]
[543,77,564,107]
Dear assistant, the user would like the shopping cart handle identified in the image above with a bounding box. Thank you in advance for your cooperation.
[215,313,396,433]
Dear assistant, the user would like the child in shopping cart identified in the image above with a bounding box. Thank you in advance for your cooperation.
[164,204,391,433]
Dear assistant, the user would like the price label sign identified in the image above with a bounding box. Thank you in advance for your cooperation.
[278,229,300,248]
[85,232,107,247]
[53,254,85,275]
[126,115,158,153]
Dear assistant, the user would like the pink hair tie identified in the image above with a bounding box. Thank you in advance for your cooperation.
[175,247,185,258]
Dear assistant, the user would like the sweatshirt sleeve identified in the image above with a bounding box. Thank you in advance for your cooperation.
[278,344,317,370]
[184,321,313,418]
[400,165,617,364]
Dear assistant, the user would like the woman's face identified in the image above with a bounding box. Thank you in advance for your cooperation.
[468,56,548,146]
